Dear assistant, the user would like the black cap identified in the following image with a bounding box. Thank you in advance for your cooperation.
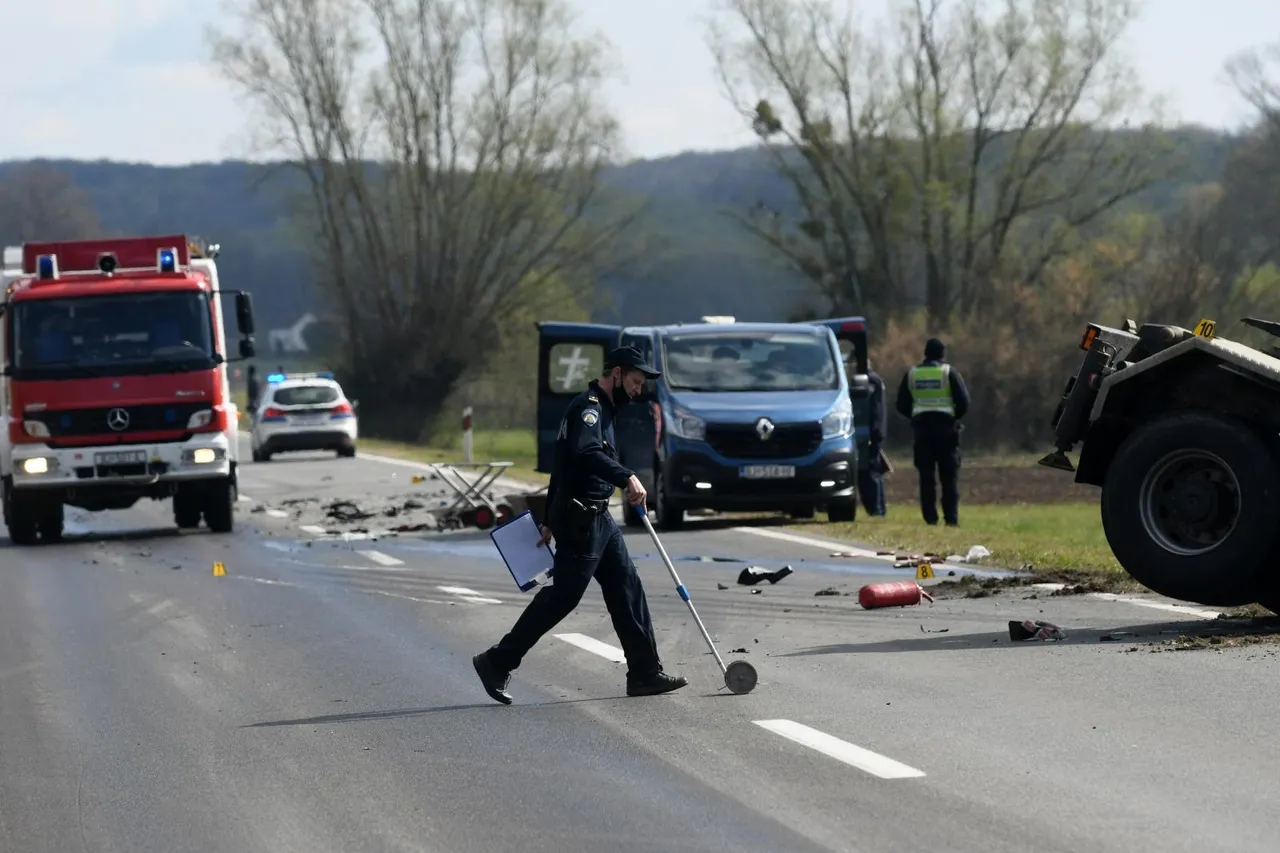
[604,345,661,378]
[924,337,945,359]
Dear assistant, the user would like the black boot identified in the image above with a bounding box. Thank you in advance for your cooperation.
[473,651,513,705]
[626,671,689,697]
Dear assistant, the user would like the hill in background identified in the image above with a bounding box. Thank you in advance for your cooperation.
[0,125,1239,334]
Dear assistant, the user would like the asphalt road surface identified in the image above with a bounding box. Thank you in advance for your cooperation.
[2,439,1279,852]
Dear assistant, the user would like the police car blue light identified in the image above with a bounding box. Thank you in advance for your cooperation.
[266,373,286,383]
[157,247,178,273]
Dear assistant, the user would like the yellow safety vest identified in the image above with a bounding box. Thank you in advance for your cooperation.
[908,364,955,416]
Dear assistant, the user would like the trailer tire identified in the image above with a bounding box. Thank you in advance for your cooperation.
[1101,411,1279,606]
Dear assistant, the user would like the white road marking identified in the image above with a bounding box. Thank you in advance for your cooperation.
[753,719,926,780]
[238,493,254,503]
[265,509,288,518]
[300,524,327,536]
[459,595,503,604]
[363,550,404,566]
[554,633,626,663]
[435,584,502,604]
[1030,583,1220,619]
[734,526,888,560]
[438,585,481,595]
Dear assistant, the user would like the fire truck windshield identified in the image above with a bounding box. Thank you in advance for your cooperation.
[9,291,217,379]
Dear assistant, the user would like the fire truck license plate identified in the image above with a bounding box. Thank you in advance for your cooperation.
[95,450,147,466]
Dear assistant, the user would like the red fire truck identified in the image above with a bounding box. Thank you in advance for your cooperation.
[0,235,257,544]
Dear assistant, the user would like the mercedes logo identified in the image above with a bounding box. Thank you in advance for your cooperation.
[106,408,130,431]
[755,417,774,440]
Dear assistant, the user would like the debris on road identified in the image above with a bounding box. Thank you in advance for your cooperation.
[326,500,374,522]
[737,565,794,586]
[944,545,991,563]
[814,586,842,596]
[1008,619,1066,641]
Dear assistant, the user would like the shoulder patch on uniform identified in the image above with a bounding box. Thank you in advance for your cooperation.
[581,409,599,426]
[587,395,598,403]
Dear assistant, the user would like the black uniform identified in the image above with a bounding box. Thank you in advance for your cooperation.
[895,338,970,526]
[857,366,888,516]
[473,346,687,705]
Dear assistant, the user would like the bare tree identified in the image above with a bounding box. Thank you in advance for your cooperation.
[710,0,1168,328]
[1226,41,1280,136]
[0,163,103,245]
[208,0,633,441]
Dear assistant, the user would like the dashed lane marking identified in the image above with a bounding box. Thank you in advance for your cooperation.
[554,633,627,663]
[300,524,327,536]
[362,550,404,567]
[265,509,288,518]
[437,585,502,604]
[753,719,926,780]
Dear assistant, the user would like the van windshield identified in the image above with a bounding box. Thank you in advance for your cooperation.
[662,331,839,392]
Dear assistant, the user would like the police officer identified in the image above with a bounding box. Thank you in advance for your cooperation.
[473,346,688,704]
[895,338,970,526]
[857,358,888,516]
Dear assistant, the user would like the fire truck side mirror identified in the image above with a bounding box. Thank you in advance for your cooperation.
[239,338,256,359]
[235,292,255,335]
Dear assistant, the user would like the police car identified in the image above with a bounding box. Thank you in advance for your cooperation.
[249,371,358,461]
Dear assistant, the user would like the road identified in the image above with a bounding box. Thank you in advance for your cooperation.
[2,439,1279,853]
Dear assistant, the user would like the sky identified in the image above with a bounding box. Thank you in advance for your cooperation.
[1,0,1278,166]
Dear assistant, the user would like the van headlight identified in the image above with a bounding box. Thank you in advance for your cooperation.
[821,397,854,439]
[665,405,706,441]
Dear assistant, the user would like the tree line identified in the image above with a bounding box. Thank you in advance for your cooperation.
[4,0,1280,453]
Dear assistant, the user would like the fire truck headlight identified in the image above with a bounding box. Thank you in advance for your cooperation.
[21,457,52,474]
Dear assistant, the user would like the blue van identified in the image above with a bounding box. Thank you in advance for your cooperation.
[535,316,871,529]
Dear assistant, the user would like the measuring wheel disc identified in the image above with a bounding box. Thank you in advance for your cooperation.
[724,660,758,694]
[473,506,495,530]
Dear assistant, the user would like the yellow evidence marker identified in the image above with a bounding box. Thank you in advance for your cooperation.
[213,562,226,577]
[915,562,935,580]
[1193,318,1216,339]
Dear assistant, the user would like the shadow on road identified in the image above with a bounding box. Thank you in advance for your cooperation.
[777,616,1280,656]
[242,696,621,728]
[0,526,194,549]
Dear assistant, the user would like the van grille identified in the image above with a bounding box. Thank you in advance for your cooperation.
[705,422,822,459]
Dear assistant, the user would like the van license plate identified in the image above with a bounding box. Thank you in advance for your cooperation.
[95,450,147,466]
[740,465,795,479]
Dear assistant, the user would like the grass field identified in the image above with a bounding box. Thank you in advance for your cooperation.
[792,502,1129,586]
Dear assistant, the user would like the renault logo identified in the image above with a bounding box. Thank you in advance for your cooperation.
[107,408,130,431]
[755,417,774,440]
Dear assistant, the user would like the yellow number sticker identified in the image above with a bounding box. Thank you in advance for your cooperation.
[1193,318,1216,339]
[915,562,935,580]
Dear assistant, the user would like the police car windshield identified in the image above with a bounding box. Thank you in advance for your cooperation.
[272,385,340,406]
[662,331,839,392]
[10,291,216,379]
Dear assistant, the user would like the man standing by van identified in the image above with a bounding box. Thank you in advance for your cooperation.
[896,338,970,526]
[858,358,888,516]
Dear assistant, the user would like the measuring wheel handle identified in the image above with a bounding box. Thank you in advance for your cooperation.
[634,504,759,695]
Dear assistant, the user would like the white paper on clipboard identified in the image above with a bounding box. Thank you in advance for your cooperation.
[490,510,556,592]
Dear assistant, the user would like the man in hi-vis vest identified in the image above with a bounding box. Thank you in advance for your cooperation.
[895,337,970,525]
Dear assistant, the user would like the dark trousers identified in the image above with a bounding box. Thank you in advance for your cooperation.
[487,509,661,681]
[857,443,886,516]
[914,433,960,525]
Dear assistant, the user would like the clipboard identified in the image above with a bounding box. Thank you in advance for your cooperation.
[489,509,556,592]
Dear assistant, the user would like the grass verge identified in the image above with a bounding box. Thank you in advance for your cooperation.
[357,431,547,488]
[790,502,1144,593]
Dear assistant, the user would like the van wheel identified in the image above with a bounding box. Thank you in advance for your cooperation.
[826,498,857,523]
[655,469,684,530]
[1101,411,1278,606]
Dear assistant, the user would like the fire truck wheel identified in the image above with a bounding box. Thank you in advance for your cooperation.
[203,478,235,533]
[174,489,202,529]
[37,503,63,542]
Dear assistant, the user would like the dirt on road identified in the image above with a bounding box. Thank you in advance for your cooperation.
[879,457,1099,505]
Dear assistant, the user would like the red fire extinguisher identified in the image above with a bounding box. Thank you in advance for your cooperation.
[858,581,934,609]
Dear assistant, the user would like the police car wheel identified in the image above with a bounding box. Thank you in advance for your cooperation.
[1102,410,1278,607]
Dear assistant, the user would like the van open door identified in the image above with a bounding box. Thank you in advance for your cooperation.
[536,322,621,474]
[810,316,872,470]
